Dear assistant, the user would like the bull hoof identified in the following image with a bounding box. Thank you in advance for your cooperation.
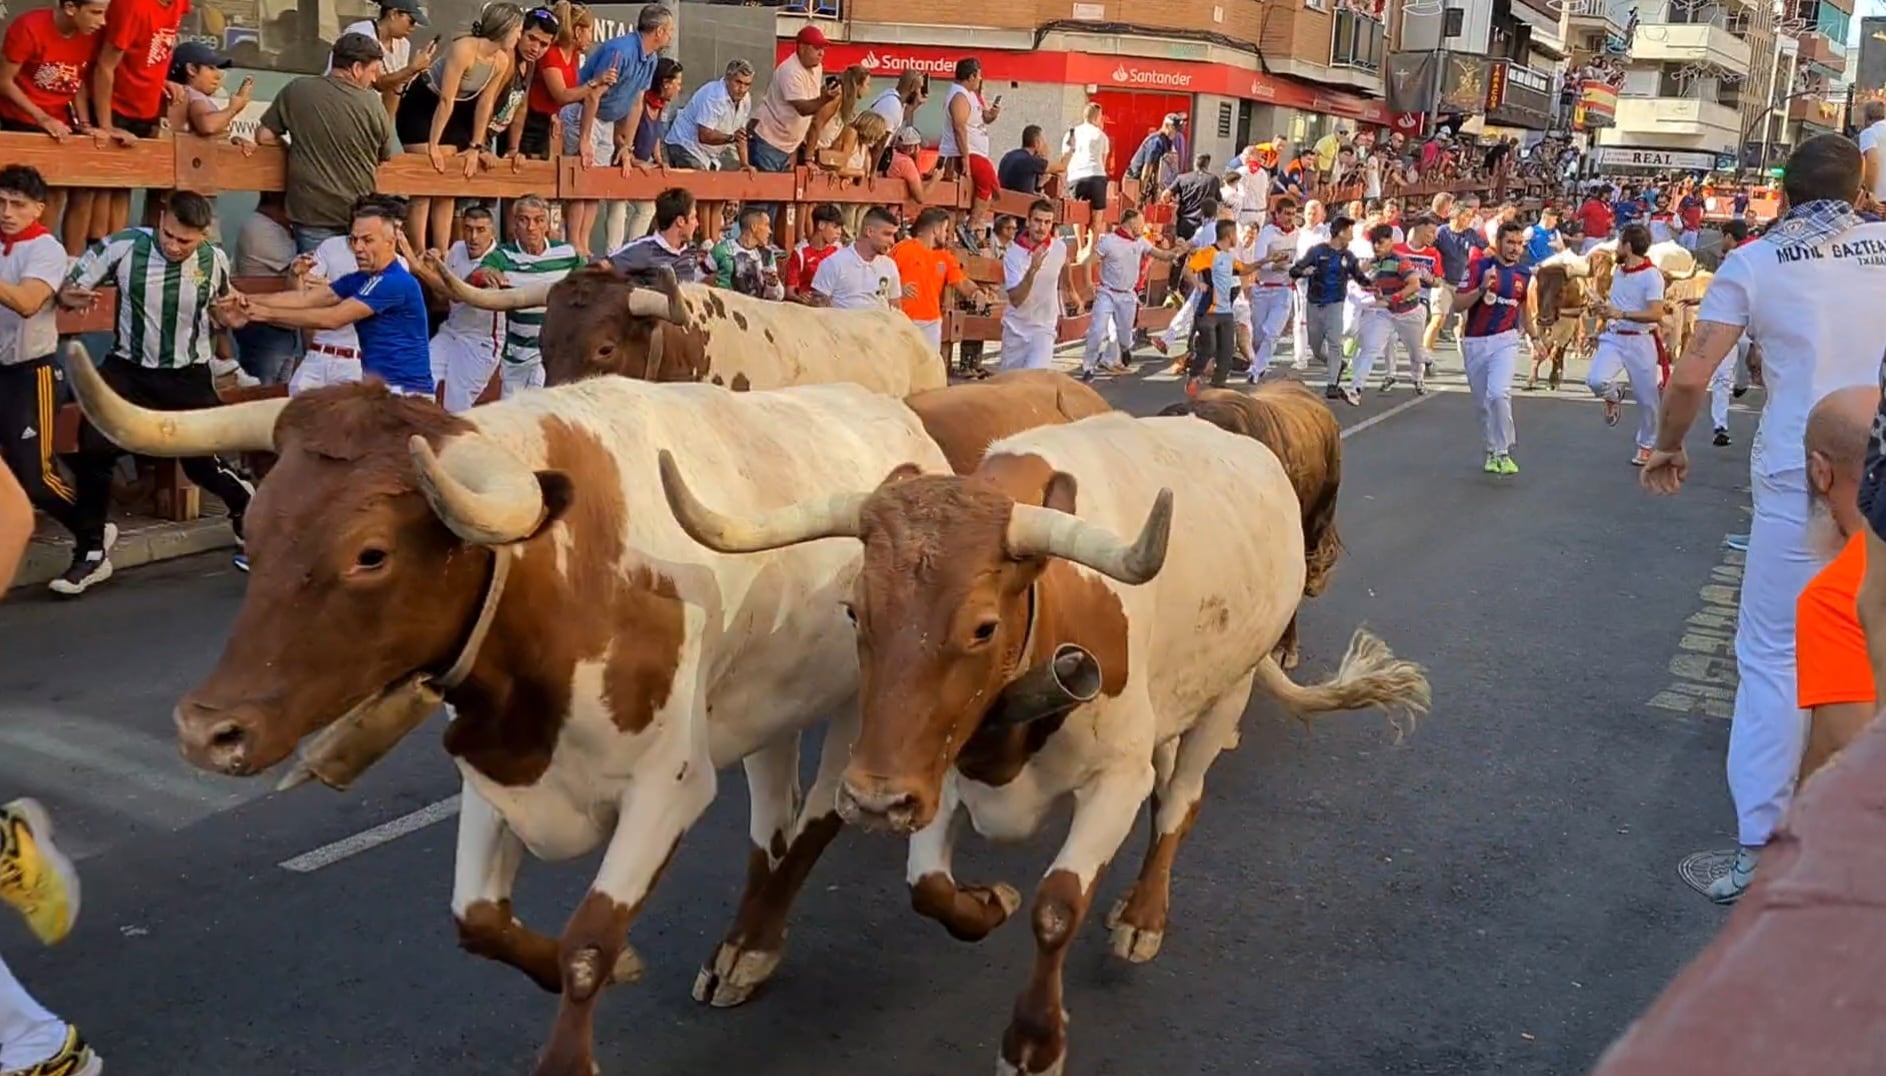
[691,941,783,1008]
[1104,897,1166,963]
[984,882,1024,922]
[611,944,646,985]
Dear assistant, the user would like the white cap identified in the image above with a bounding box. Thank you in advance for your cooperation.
[895,126,922,145]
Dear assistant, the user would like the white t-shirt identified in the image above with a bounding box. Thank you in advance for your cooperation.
[1233,165,1269,223]
[326,20,409,76]
[1002,236,1068,333]
[867,88,905,132]
[755,54,820,154]
[1064,122,1109,182]
[1094,232,1150,293]
[811,244,901,310]
[1698,221,1886,476]
[1252,224,1299,286]
[441,240,501,339]
[0,233,67,366]
[1858,120,1886,203]
[937,83,989,160]
[1604,262,1664,329]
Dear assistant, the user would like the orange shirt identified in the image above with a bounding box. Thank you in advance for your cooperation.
[891,238,965,323]
[1796,531,1874,710]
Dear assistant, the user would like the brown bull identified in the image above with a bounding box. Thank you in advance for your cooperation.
[907,370,1112,475]
[1158,381,1341,668]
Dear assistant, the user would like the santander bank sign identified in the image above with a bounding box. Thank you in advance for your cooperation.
[857,49,961,76]
[1110,61,1194,88]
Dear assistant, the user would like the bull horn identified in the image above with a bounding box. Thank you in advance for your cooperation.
[409,433,545,545]
[439,270,556,312]
[1005,488,1173,585]
[656,449,864,553]
[626,269,688,324]
[982,644,1103,728]
[63,340,284,455]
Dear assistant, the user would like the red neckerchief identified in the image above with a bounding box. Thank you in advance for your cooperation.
[1620,259,1657,274]
[645,91,670,113]
[0,222,48,255]
[1273,224,1296,235]
[1114,228,1138,241]
[1014,232,1045,252]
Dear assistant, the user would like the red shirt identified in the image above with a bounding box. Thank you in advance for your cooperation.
[1394,242,1440,283]
[1679,197,1704,231]
[0,10,98,127]
[785,242,838,294]
[528,44,579,116]
[1577,198,1613,240]
[102,0,187,121]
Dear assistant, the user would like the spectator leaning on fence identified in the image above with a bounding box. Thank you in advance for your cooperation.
[90,0,185,235]
[0,0,107,255]
[258,33,398,255]
[395,3,526,252]
[753,26,835,175]
[571,4,674,249]
[0,165,84,561]
[172,43,251,143]
[519,0,598,160]
[57,191,254,595]
[326,0,433,110]
[886,126,927,203]
[667,59,752,171]
[618,57,683,244]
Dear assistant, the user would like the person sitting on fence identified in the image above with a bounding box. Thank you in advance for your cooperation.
[171,42,252,145]
[57,190,254,593]
[710,205,784,301]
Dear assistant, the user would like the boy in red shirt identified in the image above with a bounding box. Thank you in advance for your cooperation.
[91,0,187,234]
[0,0,108,253]
[783,203,842,305]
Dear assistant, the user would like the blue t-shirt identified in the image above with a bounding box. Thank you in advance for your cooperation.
[582,34,659,125]
[331,261,434,394]
[1524,224,1557,265]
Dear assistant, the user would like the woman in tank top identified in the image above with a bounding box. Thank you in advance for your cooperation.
[394,2,526,250]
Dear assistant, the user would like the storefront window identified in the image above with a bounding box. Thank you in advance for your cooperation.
[1330,9,1384,73]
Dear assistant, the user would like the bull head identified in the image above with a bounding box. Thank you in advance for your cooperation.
[658,449,1171,833]
[66,342,567,780]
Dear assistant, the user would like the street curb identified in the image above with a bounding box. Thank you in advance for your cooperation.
[10,518,236,590]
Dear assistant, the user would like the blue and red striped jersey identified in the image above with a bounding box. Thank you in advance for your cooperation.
[1462,255,1531,337]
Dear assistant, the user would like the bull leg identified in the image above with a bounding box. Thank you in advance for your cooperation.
[999,761,1155,1076]
[452,782,578,994]
[1105,680,1250,965]
[908,776,1022,941]
[1272,614,1302,671]
[533,735,717,1076]
[695,711,855,1008]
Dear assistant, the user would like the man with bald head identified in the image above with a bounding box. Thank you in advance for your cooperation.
[1795,386,1881,787]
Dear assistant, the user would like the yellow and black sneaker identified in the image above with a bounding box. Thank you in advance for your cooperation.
[0,1024,104,1076]
[0,798,81,946]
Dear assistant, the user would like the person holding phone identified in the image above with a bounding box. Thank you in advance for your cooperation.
[866,70,925,135]
[326,0,434,112]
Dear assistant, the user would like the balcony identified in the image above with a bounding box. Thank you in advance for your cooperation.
[1630,22,1753,74]
[1788,96,1843,128]
[1614,96,1742,143]
[1560,0,1634,34]
[1796,32,1847,75]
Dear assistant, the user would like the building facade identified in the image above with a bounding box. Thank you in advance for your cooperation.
[1593,0,1762,166]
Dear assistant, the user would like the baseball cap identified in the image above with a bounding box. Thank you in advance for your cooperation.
[382,0,429,25]
[169,42,231,78]
[895,125,921,146]
[796,25,829,47]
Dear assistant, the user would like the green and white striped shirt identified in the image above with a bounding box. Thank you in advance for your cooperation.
[68,229,232,370]
[479,241,583,366]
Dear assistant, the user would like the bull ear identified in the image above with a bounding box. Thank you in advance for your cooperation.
[536,471,576,531]
[878,461,924,487]
[1041,471,1078,515]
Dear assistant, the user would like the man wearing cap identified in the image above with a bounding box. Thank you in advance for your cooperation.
[665,58,753,171]
[886,125,927,202]
[753,27,839,174]
[326,0,435,110]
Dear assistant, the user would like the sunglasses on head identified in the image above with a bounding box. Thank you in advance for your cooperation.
[525,6,560,31]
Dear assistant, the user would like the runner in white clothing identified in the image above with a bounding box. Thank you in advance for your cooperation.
[1245,198,1301,381]
[811,206,902,310]
[1290,200,1328,369]
[1587,223,1667,465]
[1000,198,1069,371]
[410,204,500,412]
[1075,208,1179,379]
[1645,135,1886,905]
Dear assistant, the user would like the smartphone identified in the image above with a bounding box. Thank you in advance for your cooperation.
[993,94,1004,105]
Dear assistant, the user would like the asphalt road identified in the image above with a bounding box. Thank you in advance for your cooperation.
[0,343,1760,1076]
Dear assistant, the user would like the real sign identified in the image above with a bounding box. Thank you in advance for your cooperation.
[1590,146,1721,171]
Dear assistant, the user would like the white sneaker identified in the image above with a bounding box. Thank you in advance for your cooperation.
[1706,845,1761,904]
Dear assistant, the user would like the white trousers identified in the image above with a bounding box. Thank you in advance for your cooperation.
[499,360,545,398]
[287,352,361,396]
[1352,306,1429,390]
[1708,338,1750,430]
[434,328,501,413]
[1343,290,1363,340]
[1729,465,1819,847]
[912,318,943,356]
[1084,290,1136,370]
[1586,333,1662,449]
[0,951,66,1070]
[1001,322,1057,370]
[1161,289,1200,349]
[1290,281,1309,367]
[1460,331,1519,454]
[1246,285,1293,377]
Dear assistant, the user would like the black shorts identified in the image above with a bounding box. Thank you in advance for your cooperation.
[1072,175,1109,211]
[110,112,160,138]
[394,77,480,149]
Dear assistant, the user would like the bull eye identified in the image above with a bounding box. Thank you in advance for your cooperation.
[971,619,998,644]
[839,601,857,625]
[595,343,616,357]
[356,547,388,571]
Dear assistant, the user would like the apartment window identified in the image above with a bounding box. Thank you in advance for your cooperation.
[1331,8,1385,71]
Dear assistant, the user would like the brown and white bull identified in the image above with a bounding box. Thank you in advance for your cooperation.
[435,260,947,395]
[657,412,1431,1075]
[64,347,960,1076]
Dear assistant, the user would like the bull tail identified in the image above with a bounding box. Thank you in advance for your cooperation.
[1253,626,1429,741]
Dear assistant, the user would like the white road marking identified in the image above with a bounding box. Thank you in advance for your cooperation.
[279,795,461,873]
[274,385,1438,874]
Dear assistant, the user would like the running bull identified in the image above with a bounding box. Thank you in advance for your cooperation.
[434,260,947,395]
[658,411,1431,1076]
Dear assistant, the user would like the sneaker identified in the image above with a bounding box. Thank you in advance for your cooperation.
[1631,447,1652,467]
[2,1024,103,1076]
[1379,377,1397,394]
[1484,452,1501,474]
[1497,454,1520,476]
[1413,383,1428,396]
[1424,359,1435,377]
[48,549,111,597]
[1324,383,1343,400]
[0,799,80,946]
[1725,533,1751,552]
[1151,337,1169,356]
[1713,427,1732,447]
[1077,368,1096,383]
[1706,845,1760,904]
[1341,387,1361,407]
[1603,392,1621,427]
